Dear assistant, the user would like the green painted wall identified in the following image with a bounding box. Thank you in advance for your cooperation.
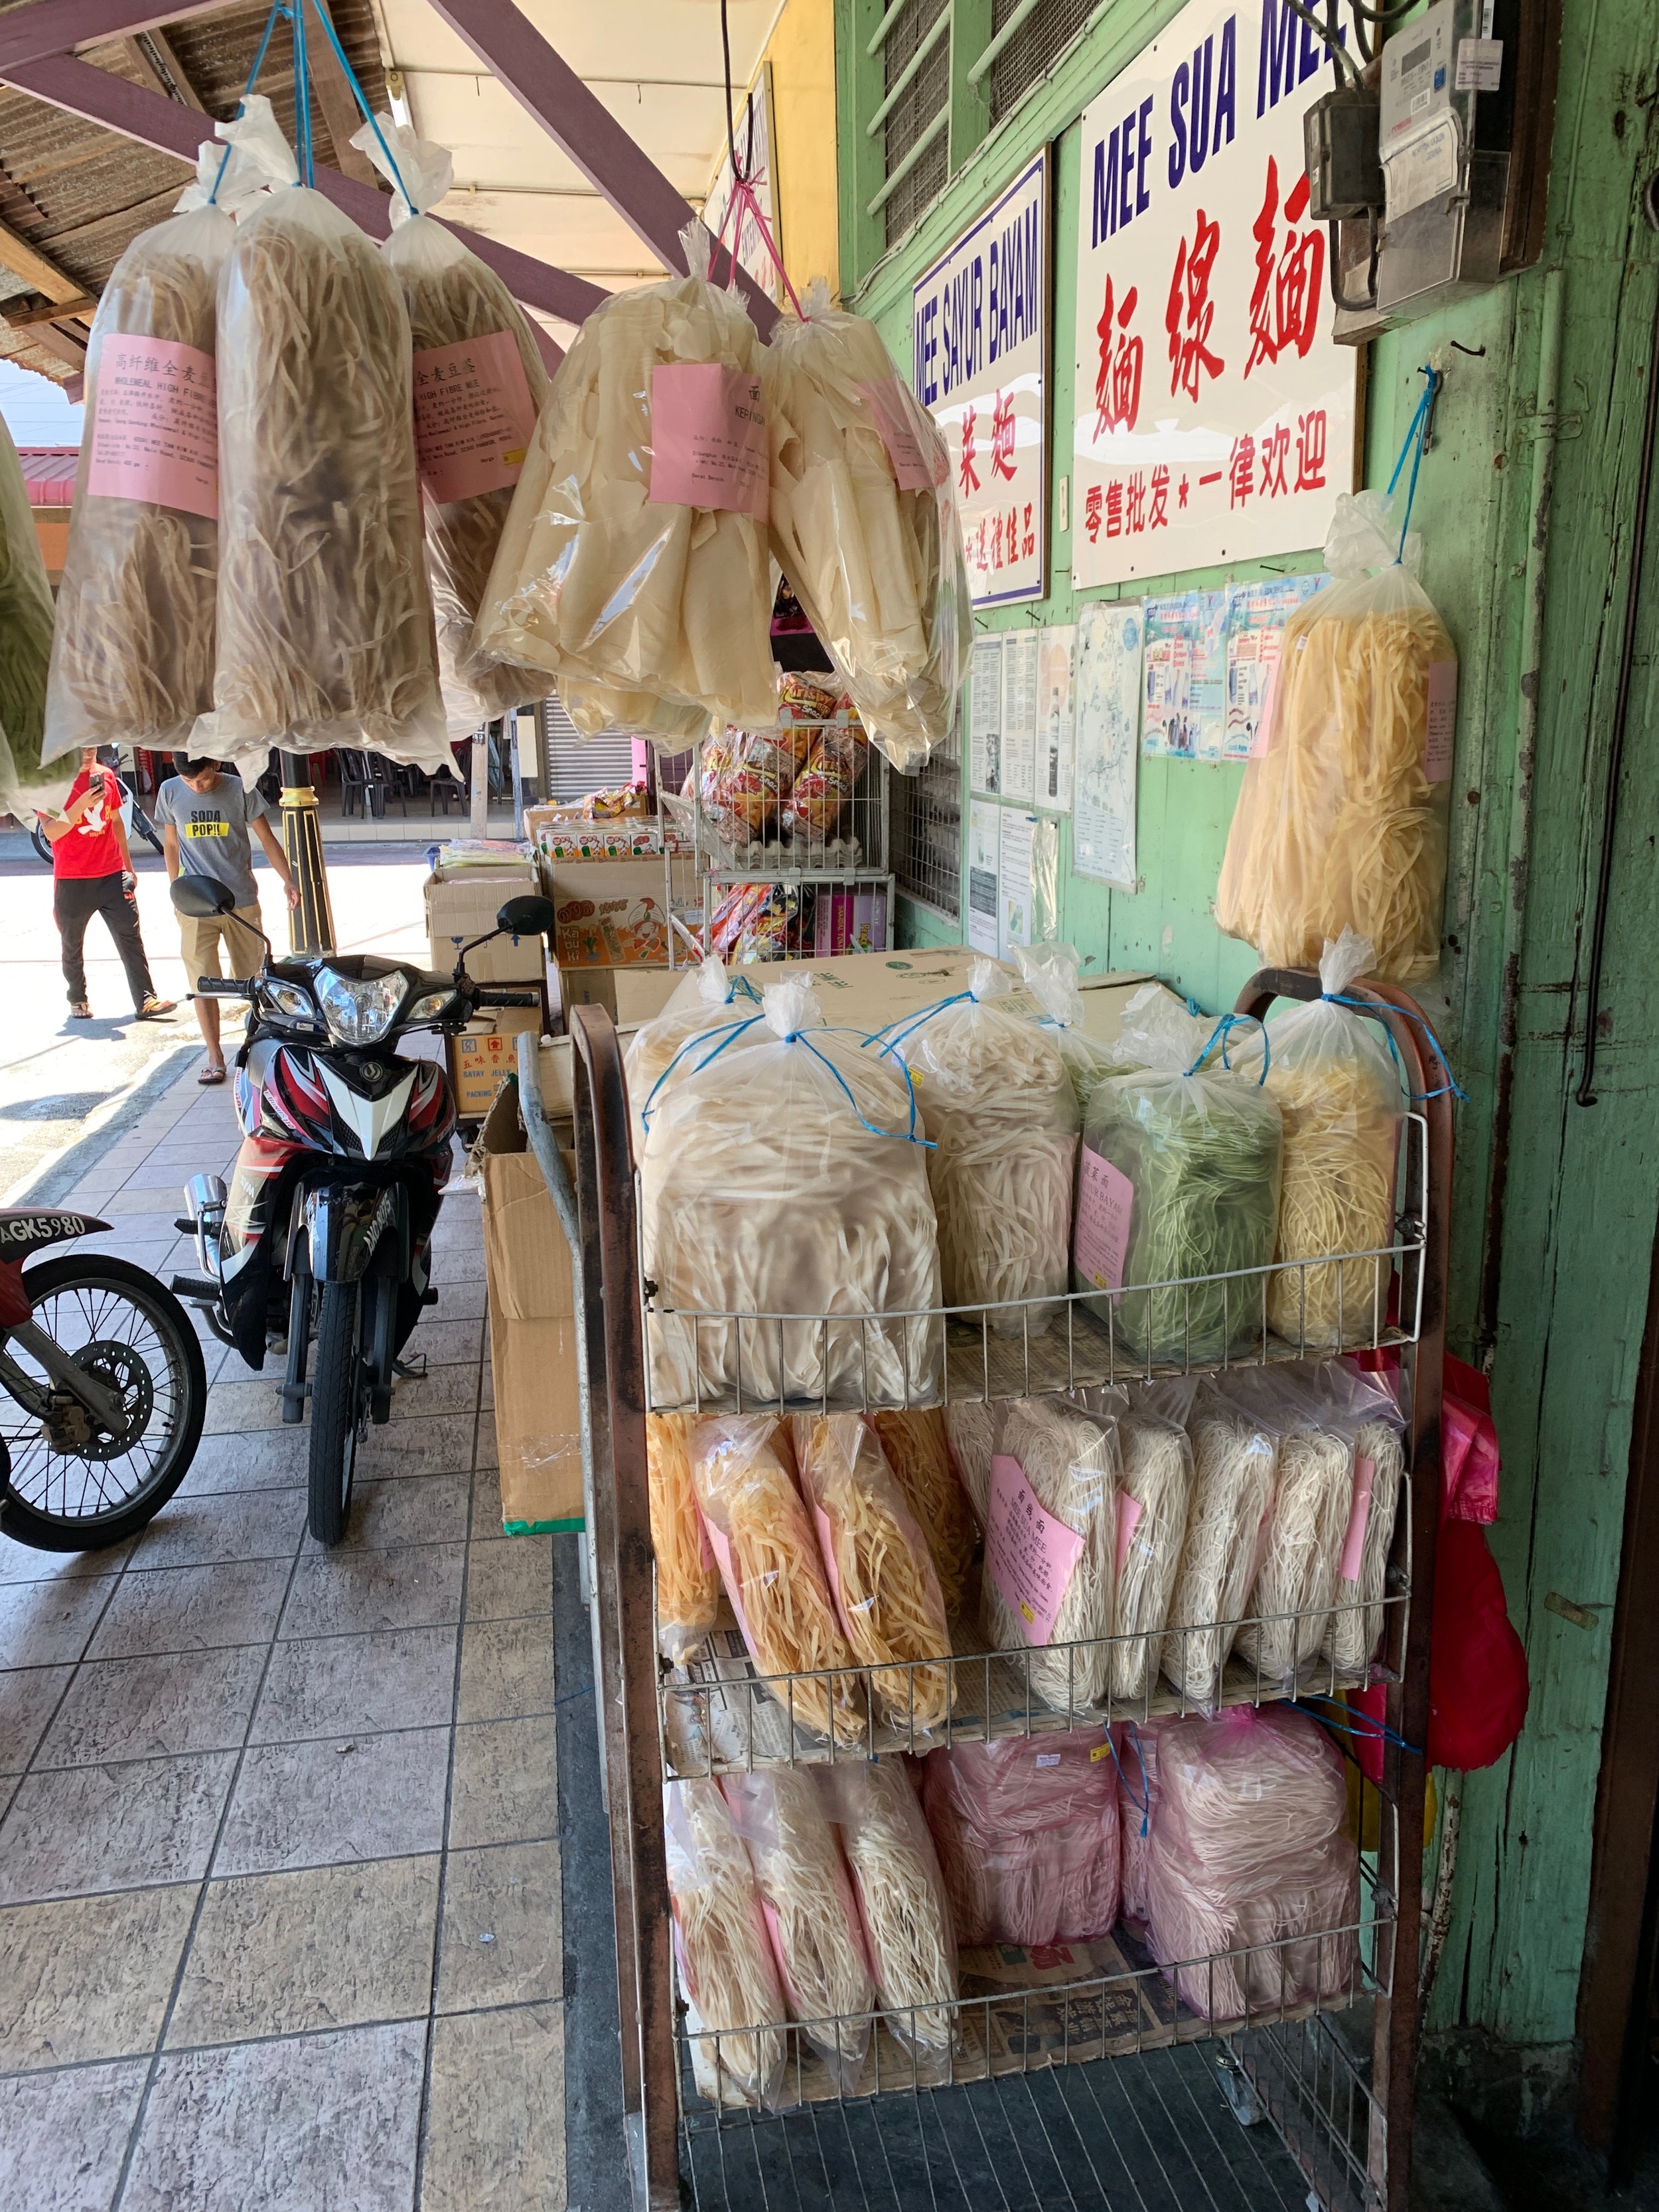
[836,0,1659,2079]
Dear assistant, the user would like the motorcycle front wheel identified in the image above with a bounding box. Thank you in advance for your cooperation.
[307,1278,366,1546]
[0,1254,208,1550]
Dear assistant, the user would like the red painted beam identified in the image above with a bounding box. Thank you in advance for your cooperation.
[0,53,611,360]
[421,0,780,338]
[0,0,227,75]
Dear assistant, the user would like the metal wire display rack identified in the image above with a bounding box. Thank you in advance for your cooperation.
[532,965,1451,2212]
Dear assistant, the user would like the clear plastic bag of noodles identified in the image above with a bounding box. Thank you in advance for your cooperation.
[664,1778,789,2108]
[1156,1378,1278,1709]
[1311,1360,1407,1677]
[476,224,776,739]
[723,1769,875,2095]
[196,101,449,776]
[867,1408,977,1619]
[941,1398,1002,1530]
[1222,1367,1356,1694]
[762,283,970,771]
[687,1416,866,1745]
[920,1730,1121,1947]
[623,956,760,1151]
[1117,1718,1162,1928]
[816,1760,958,2064]
[883,959,1078,1337]
[640,979,941,1410]
[1216,489,1457,985]
[1013,943,1139,1122]
[351,115,553,741]
[981,1397,1118,1714]
[1141,1706,1357,2022]
[1073,1382,1195,1704]
[648,1414,720,1662]
[1077,989,1281,1364]
[792,1414,952,1738]
[0,413,60,817]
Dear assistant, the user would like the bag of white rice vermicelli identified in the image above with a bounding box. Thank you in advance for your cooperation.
[816,1759,957,2061]
[664,1777,788,2108]
[981,1396,1118,1714]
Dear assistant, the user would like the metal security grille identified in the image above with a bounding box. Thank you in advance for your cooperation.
[891,718,962,919]
[881,0,952,248]
[541,696,636,802]
[989,0,1100,121]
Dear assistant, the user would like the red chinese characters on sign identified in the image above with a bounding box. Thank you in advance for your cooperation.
[1084,484,1103,544]
[990,388,1017,481]
[1228,432,1254,508]
[1260,421,1291,497]
[960,402,980,496]
[1245,157,1325,378]
[1149,465,1170,529]
[1165,210,1224,404]
[1094,277,1144,437]
[1295,407,1328,490]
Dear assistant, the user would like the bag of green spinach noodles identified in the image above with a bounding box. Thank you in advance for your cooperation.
[1075,988,1282,1364]
[0,411,62,818]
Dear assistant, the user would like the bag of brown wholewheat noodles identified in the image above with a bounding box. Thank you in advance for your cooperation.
[1216,491,1457,985]
[192,102,450,777]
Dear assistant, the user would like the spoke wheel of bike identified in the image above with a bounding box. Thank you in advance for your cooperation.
[307,1278,366,1547]
[0,1255,207,1550]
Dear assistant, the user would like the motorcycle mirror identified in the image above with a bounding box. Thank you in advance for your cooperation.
[171,875,237,921]
[496,894,556,940]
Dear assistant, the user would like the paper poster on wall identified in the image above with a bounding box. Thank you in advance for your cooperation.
[914,150,1048,607]
[998,807,1041,960]
[1142,589,1227,759]
[1001,630,1041,802]
[970,634,1003,794]
[1071,0,1358,585]
[1037,625,1077,812]
[1072,598,1142,889]
[968,800,1002,955]
[1223,572,1327,757]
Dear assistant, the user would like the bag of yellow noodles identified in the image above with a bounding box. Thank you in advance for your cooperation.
[0,412,60,819]
[1230,930,1405,1350]
[476,224,775,741]
[1215,490,1457,984]
[194,101,450,776]
[640,979,941,1410]
[867,1408,977,1618]
[648,1414,720,1662]
[982,1396,1119,1714]
[687,1415,866,1745]
[665,1777,788,2108]
[351,115,553,741]
[792,1413,952,1738]
[816,1759,958,2063]
[762,283,970,772]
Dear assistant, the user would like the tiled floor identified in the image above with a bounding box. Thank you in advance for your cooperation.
[0,1069,564,2211]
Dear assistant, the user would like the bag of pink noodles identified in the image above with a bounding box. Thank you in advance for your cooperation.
[1142,1705,1357,2022]
[920,1730,1120,1947]
[1117,1720,1163,1929]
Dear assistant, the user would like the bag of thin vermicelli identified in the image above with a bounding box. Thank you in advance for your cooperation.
[817,1760,957,2063]
[920,1730,1121,1947]
[665,1778,788,2107]
[1216,491,1457,985]
[981,1396,1118,1715]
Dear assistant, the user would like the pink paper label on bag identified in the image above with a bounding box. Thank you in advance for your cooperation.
[650,363,768,517]
[857,378,938,491]
[1338,1455,1376,1584]
[1074,1149,1134,1297]
[1114,1493,1144,1576]
[87,336,217,517]
[412,329,536,504]
[1425,660,1458,781]
[987,1454,1085,1648]
[701,1516,753,1646]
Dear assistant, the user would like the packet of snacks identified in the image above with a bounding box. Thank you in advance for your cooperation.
[785,723,867,835]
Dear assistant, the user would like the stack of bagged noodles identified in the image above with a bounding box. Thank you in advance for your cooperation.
[763,283,970,772]
[477,225,776,744]
[648,1413,721,1662]
[1141,1706,1358,2020]
[1157,1378,1278,1708]
[884,959,1079,1336]
[640,980,941,1409]
[942,1398,1000,1530]
[622,956,760,1151]
[664,1777,789,2107]
[1074,1383,1196,1703]
[819,1761,958,2061]
[1216,490,1457,985]
[921,1730,1121,1947]
[1314,1361,1407,1675]
[1014,943,1138,1121]
[982,1397,1118,1713]
[352,116,553,740]
[1226,1367,1354,1692]
[1078,989,1282,1365]
[0,414,59,818]
[867,1408,977,1619]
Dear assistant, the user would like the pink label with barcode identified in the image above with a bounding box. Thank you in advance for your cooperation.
[1425,660,1458,781]
[650,363,768,516]
[1114,1493,1144,1576]
[857,377,938,491]
[87,335,217,517]
[1338,1455,1376,1584]
[987,1454,1085,1647]
[1074,1148,1134,1295]
[413,329,537,504]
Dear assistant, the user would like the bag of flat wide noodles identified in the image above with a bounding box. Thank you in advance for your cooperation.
[476,224,775,741]
[352,115,553,741]
[640,979,941,1409]
[624,955,761,1151]
[195,101,449,774]
[763,285,970,771]
[0,413,60,818]
[1216,490,1457,984]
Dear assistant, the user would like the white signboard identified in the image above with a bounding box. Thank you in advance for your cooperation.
[1072,599,1143,889]
[998,808,1039,960]
[1072,0,1357,584]
[914,151,1048,607]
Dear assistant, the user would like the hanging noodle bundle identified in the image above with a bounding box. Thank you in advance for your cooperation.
[648,1413,721,1661]
[1161,1381,1278,1708]
[867,1408,977,1618]
[818,1761,958,2059]
[1226,1371,1354,1692]
[920,1730,1122,1947]
[0,413,57,812]
[983,1398,1118,1713]
[687,1414,866,1744]
[1075,1384,1196,1704]
[793,1414,953,1735]
[665,1778,789,2107]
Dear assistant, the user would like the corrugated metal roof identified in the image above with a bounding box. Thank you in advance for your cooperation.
[17,443,77,500]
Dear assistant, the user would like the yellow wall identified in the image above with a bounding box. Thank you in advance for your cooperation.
[762,0,839,301]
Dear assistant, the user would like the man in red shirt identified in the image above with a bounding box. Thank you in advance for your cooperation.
[42,747,175,1022]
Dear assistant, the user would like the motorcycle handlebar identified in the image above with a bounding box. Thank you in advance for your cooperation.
[195,978,252,996]
[472,988,540,1009]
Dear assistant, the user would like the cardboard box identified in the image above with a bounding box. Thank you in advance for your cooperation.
[476,1084,584,1532]
[447,1005,542,1121]
[613,968,685,1025]
[425,856,544,984]
[545,857,675,968]
[555,966,618,1022]
[534,1028,644,1120]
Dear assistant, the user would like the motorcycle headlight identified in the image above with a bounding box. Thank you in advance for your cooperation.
[315,968,406,1045]
[264,980,316,1022]
[404,990,455,1024]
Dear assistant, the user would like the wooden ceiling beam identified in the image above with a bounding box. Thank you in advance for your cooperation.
[0,213,86,303]
[141,27,207,112]
[0,1,226,76]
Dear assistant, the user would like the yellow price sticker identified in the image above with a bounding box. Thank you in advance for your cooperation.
[1090,1741,1113,1763]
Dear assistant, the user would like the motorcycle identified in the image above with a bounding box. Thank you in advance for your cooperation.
[167,875,554,1546]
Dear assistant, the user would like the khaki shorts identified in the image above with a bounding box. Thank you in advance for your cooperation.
[180,905,266,988]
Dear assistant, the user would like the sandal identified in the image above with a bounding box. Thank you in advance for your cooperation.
[68,1003,92,1020]
[135,996,178,1019]
[198,1063,227,1086]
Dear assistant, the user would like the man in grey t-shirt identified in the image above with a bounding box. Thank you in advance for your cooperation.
[156,758,300,1084]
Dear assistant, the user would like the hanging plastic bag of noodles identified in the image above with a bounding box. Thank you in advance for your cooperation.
[1013,943,1138,1121]
[640,979,941,1410]
[350,115,553,741]
[1222,1366,1356,1694]
[664,1778,789,2108]
[1142,1706,1358,2022]
[920,1729,1121,1947]
[1072,1381,1195,1704]
[475,224,775,741]
[1117,1718,1162,1929]
[866,1408,977,1617]
[1312,1360,1408,1677]
[648,1414,721,1662]
[980,1396,1118,1714]
[816,1759,958,2064]
[194,101,449,776]
[883,958,1078,1337]
[722,1768,875,2095]
[687,1415,866,1745]
[792,1413,953,1739]
[623,955,760,1151]
[0,413,59,818]
[1076,988,1282,1365]
[762,281,970,771]
[1215,489,1457,985]
[1156,1377,1277,1710]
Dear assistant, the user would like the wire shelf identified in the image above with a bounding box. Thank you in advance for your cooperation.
[691,721,889,880]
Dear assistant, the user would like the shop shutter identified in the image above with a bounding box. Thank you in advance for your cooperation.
[541,696,637,802]
[881,0,952,250]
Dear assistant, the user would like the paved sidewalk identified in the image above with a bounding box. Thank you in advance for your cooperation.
[0,1068,564,2209]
